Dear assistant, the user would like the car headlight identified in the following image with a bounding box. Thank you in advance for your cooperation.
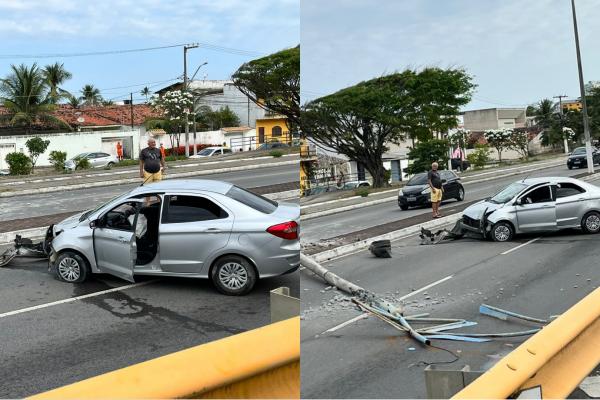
[421,187,431,195]
[398,189,404,196]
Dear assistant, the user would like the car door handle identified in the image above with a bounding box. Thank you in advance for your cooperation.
[541,205,553,208]
[204,228,222,233]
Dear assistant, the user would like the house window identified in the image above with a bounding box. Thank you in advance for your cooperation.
[272,126,283,137]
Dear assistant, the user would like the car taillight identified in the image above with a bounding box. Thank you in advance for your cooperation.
[267,221,299,240]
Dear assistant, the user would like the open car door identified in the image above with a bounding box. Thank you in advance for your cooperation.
[92,199,144,282]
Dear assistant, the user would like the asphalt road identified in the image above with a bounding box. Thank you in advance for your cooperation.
[300,174,600,398]
[0,256,298,397]
[301,163,586,243]
[0,165,297,222]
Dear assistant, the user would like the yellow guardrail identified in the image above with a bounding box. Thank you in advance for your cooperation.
[453,287,600,399]
[29,317,300,399]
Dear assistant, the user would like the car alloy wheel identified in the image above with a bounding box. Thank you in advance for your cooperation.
[457,187,465,201]
[492,222,513,242]
[58,256,81,282]
[218,262,248,290]
[582,212,600,234]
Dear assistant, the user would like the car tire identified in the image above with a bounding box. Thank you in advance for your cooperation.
[400,204,409,211]
[568,165,573,170]
[55,251,89,283]
[581,211,600,234]
[107,162,115,169]
[211,255,257,296]
[491,222,514,242]
[456,186,465,202]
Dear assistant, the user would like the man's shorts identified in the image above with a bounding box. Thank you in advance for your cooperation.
[143,170,162,183]
[430,187,442,203]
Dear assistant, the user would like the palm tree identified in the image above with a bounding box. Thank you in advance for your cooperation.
[532,99,562,147]
[42,62,72,104]
[67,94,81,108]
[80,84,102,106]
[0,63,70,131]
[141,86,151,102]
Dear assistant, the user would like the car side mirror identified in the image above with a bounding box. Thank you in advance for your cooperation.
[442,179,447,183]
[89,220,98,229]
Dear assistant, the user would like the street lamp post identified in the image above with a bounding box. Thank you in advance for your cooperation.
[570,0,594,173]
[183,43,199,157]
[189,62,208,156]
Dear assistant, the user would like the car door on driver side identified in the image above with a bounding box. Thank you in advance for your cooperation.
[159,194,234,274]
[515,185,557,232]
[554,182,588,228]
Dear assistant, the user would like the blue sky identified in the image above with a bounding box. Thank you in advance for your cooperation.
[301,0,600,110]
[0,0,299,104]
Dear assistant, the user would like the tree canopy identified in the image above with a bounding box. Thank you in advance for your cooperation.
[195,105,241,130]
[302,68,475,187]
[232,45,299,127]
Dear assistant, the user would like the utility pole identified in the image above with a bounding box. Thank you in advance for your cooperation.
[130,92,134,130]
[553,94,568,154]
[571,0,594,173]
[183,43,199,157]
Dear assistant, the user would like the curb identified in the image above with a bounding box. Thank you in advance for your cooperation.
[301,160,569,220]
[308,213,461,263]
[0,160,298,198]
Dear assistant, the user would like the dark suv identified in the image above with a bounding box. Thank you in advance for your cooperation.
[567,147,600,169]
[398,170,465,210]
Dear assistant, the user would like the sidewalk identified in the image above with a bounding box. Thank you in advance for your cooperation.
[0,154,299,197]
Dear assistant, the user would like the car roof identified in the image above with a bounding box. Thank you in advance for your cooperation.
[203,146,223,150]
[129,179,234,196]
[519,176,584,185]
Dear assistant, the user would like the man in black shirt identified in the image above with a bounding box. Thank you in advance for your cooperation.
[139,139,165,183]
[428,162,443,219]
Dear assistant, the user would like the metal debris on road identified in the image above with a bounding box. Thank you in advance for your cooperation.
[0,235,49,267]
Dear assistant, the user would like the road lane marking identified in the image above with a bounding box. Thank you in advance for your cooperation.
[321,275,454,334]
[501,237,541,255]
[0,280,156,319]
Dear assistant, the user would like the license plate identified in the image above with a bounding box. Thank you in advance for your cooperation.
[408,196,416,202]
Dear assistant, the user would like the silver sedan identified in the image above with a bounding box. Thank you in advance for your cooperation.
[461,177,600,242]
[46,180,300,295]
[64,152,119,171]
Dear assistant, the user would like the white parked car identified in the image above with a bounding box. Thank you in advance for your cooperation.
[65,152,119,171]
[189,147,232,159]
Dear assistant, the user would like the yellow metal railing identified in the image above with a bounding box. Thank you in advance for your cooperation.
[453,287,600,399]
[29,317,300,399]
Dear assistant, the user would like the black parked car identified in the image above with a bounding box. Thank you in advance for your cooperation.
[451,158,470,171]
[398,170,465,210]
[567,147,600,169]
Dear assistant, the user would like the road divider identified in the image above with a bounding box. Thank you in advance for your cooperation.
[0,160,298,198]
[453,287,600,399]
[29,317,300,399]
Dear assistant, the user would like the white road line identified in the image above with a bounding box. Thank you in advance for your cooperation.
[321,275,454,334]
[0,280,156,319]
[501,237,541,255]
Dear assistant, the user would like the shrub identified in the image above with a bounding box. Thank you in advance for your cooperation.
[165,155,188,162]
[116,159,139,167]
[170,144,217,156]
[406,139,450,174]
[48,150,67,171]
[75,157,91,170]
[25,137,50,172]
[270,150,284,158]
[466,144,492,169]
[6,152,32,175]
[355,187,369,197]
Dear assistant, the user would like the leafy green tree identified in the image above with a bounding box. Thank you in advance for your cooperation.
[232,45,300,127]
[302,68,474,187]
[508,130,529,160]
[484,129,512,162]
[49,150,67,171]
[0,63,70,132]
[25,136,50,172]
[42,62,72,104]
[195,105,241,130]
[467,144,492,169]
[149,90,193,149]
[80,84,102,106]
[5,152,32,175]
[406,139,450,174]
[67,94,81,108]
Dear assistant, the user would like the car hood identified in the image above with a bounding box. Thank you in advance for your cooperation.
[55,211,86,231]
[569,154,586,159]
[463,200,504,220]
[403,184,428,194]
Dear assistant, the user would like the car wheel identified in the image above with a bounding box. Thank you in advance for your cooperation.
[107,162,115,169]
[568,165,573,170]
[456,186,465,202]
[581,211,600,234]
[55,251,89,283]
[211,255,257,296]
[491,222,514,242]
[400,204,409,211]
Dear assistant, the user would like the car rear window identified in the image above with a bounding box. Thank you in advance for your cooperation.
[226,185,278,214]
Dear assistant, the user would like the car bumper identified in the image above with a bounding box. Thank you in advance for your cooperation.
[568,159,586,168]
[398,194,429,207]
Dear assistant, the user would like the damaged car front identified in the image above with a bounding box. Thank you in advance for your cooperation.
[461,181,528,241]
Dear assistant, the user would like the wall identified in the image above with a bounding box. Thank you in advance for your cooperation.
[199,84,265,128]
[463,109,500,131]
[0,129,142,167]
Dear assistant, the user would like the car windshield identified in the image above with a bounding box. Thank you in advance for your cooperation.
[225,185,278,214]
[572,147,586,155]
[78,193,126,221]
[407,173,428,186]
[490,182,528,204]
[198,148,214,156]
[72,153,89,160]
